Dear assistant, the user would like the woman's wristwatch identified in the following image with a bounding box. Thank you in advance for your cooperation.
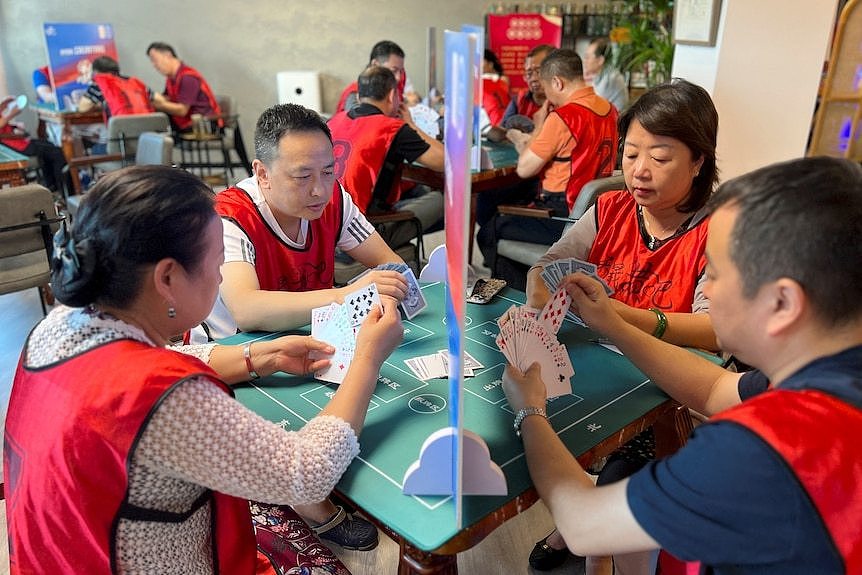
[513,406,548,437]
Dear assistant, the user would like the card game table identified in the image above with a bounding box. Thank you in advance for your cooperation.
[225,283,693,574]
[0,144,28,188]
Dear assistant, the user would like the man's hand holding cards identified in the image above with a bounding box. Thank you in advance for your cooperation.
[349,262,427,319]
[495,288,575,399]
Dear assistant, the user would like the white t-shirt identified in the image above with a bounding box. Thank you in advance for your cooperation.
[190,176,375,343]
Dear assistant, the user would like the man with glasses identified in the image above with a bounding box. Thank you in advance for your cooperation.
[500,44,555,128]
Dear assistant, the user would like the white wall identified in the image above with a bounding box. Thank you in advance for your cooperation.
[673,0,838,181]
[0,0,490,148]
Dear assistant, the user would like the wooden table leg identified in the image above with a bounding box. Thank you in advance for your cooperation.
[653,401,694,458]
[398,540,458,575]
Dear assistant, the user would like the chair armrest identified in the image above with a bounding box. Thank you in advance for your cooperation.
[366,209,417,224]
[67,153,125,169]
[496,204,553,218]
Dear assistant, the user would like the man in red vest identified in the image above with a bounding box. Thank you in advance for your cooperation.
[336,40,409,113]
[499,43,555,131]
[190,103,409,552]
[504,156,862,575]
[146,41,221,132]
[329,66,443,251]
[478,48,617,273]
[78,56,155,119]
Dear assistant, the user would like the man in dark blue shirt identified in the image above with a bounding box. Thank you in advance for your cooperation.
[502,156,862,574]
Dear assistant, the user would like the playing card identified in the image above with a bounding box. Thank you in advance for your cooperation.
[540,287,572,335]
[343,283,381,326]
[401,268,427,319]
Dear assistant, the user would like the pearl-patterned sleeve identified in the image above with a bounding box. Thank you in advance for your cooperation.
[135,377,360,505]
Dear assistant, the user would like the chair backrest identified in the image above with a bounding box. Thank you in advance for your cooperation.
[0,184,64,295]
[106,112,171,157]
[567,174,626,220]
[135,132,174,166]
[215,94,234,117]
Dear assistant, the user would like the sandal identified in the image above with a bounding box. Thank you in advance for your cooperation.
[311,505,379,551]
[528,531,584,571]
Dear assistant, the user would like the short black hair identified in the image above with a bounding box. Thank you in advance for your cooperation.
[52,166,214,309]
[92,56,120,75]
[590,37,611,59]
[527,44,555,59]
[146,42,177,58]
[539,49,583,82]
[709,156,862,327]
[254,103,332,166]
[618,79,719,213]
[369,40,404,64]
[484,49,504,76]
[358,66,397,101]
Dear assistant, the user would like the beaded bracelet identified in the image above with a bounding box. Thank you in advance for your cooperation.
[649,308,668,339]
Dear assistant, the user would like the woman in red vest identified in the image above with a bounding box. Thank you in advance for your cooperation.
[3,165,403,574]
[523,79,720,573]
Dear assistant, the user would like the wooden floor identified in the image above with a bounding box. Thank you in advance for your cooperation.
[0,235,586,574]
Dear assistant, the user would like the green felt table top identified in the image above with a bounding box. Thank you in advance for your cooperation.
[226,283,669,551]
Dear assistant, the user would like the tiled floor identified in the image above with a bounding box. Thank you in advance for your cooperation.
[0,238,585,574]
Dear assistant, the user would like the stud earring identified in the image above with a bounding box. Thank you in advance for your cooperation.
[168,307,176,318]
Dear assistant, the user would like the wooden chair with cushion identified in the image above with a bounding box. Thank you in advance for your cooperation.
[64,131,174,220]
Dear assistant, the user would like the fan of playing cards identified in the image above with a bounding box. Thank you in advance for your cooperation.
[495,286,575,399]
[540,257,614,326]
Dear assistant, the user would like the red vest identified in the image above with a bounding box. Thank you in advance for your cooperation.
[166,63,222,131]
[93,73,154,117]
[588,191,708,312]
[713,389,862,571]
[513,88,543,119]
[216,184,343,291]
[554,96,618,209]
[482,76,511,126]
[4,339,256,574]
[337,70,408,112]
[0,125,29,152]
[328,110,404,211]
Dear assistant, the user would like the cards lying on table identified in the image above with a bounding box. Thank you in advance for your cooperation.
[404,350,484,381]
[495,289,575,398]
[349,262,427,319]
[311,283,381,384]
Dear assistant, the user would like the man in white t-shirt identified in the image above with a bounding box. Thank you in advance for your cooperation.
[191,103,409,552]
[191,103,408,344]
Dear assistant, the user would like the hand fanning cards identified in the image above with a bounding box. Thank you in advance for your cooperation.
[349,262,427,319]
[495,292,575,399]
[541,257,613,326]
[311,283,381,384]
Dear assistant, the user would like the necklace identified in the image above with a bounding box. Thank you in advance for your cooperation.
[640,207,689,250]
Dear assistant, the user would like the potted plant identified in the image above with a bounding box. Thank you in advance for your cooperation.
[610,0,674,88]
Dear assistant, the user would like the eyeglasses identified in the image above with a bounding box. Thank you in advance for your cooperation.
[524,67,541,78]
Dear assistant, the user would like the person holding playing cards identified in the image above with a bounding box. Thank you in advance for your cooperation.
[522,79,720,571]
[191,103,408,343]
[4,165,406,573]
[504,156,862,575]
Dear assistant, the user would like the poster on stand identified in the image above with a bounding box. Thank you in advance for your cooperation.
[43,22,118,110]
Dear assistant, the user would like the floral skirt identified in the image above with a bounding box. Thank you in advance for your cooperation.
[251,502,351,575]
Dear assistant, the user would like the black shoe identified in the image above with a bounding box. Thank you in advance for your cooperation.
[312,505,379,551]
[529,532,577,571]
